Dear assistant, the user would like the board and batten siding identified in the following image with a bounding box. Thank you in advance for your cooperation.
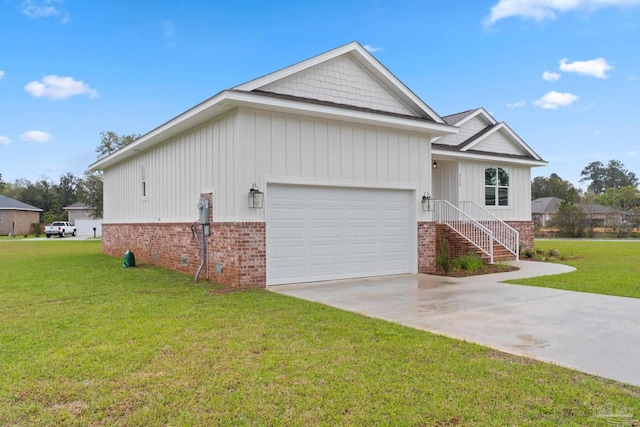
[103,107,434,223]
[457,161,531,220]
[103,113,236,223]
[238,108,431,221]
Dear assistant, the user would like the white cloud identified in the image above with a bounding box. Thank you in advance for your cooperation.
[363,44,382,53]
[20,130,53,143]
[0,136,11,145]
[24,75,99,100]
[21,0,70,23]
[533,91,579,109]
[507,100,527,108]
[559,58,613,78]
[0,70,5,79]
[627,74,636,80]
[485,0,640,25]
[542,71,561,81]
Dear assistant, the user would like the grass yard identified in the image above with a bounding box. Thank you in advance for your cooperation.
[1,241,639,426]
[510,240,640,299]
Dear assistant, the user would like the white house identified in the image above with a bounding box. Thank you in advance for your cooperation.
[90,42,546,288]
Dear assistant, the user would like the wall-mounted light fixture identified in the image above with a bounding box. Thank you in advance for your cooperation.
[421,192,433,211]
[248,183,264,209]
[432,160,438,169]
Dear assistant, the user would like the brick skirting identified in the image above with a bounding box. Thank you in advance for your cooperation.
[418,221,437,274]
[505,220,534,251]
[102,221,266,289]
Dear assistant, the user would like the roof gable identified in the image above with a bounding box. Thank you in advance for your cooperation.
[234,41,444,123]
[434,107,545,162]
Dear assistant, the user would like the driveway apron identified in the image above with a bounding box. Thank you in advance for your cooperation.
[271,261,640,387]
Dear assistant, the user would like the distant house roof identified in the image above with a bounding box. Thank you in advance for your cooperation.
[63,202,93,210]
[0,195,43,212]
[531,197,625,216]
[531,197,563,214]
[580,204,624,215]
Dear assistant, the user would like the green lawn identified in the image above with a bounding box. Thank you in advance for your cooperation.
[1,241,638,425]
[510,240,640,299]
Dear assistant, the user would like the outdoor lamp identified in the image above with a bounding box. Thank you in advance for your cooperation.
[432,160,438,169]
[248,183,264,209]
[421,192,433,211]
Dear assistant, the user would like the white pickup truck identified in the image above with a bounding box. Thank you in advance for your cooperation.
[44,221,77,238]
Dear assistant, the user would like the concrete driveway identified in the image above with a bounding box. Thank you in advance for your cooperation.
[271,261,640,387]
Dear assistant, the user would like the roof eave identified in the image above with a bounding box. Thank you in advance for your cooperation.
[91,90,458,171]
[432,147,548,167]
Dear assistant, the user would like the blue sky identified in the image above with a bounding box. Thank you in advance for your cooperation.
[1,0,639,189]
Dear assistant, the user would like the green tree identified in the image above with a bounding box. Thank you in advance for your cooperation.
[77,171,103,219]
[580,160,638,194]
[85,131,139,217]
[596,186,640,211]
[0,173,5,193]
[55,172,78,211]
[550,199,588,237]
[95,131,140,159]
[532,173,579,201]
[580,161,606,194]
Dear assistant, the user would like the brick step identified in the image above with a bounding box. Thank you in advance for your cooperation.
[436,224,518,264]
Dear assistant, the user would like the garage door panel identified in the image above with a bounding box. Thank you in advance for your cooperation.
[267,185,413,285]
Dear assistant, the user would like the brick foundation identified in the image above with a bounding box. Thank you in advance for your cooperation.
[102,221,266,289]
[506,220,534,251]
[418,221,437,274]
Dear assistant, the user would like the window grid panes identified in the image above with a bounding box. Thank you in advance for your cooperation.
[485,167,509,207]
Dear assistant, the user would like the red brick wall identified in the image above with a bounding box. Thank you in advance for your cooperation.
[417,221,437,274]
[102,221,266,289]
[435,224,484,259]
[506,220,534,251]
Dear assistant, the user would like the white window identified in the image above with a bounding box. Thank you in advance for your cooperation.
[141,165,147,198]
[485,167,509,207]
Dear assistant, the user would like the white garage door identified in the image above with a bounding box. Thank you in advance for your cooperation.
[266,185,413,286]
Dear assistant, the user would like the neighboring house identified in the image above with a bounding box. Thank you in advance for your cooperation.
[0,195,42,236]
[90,42,547,288]
[532,197,563,227]
[63,202,103,236]
[532,197,626,227]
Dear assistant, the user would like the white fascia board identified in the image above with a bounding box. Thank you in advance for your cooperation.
[227,91,456,135]
[454,107,497,127]
[233,42,362,91]
[234,41,445,124]
[89,91,236,170]
[90,90,457,171]
[461,123,542,160]
[432,148,548,167]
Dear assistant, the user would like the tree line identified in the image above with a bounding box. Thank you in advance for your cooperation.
[533,159,640,237]
[0,132,138,224]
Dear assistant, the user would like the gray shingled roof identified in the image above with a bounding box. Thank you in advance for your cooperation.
[531,197,563,214]
[0,195,43,211]
[442,109,477,126]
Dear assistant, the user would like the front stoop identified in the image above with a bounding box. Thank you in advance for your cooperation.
[436,224,517,264]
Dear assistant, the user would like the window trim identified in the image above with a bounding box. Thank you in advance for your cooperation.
[484,166,509,208]
[141,164,147,200]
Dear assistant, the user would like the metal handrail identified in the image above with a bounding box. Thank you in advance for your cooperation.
[458,201,519,260]
[434,200,494,263]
